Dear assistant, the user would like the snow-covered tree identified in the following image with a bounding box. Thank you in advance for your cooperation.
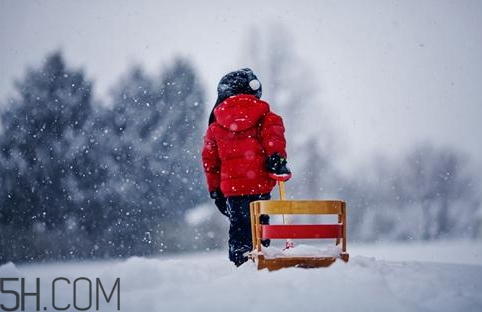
[157,58,206,217]
[0,52,209,263]
[104,59,207,254]
[401,144,479,240]
[0,52,96,261]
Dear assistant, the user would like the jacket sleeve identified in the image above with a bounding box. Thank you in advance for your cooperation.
[260,112,287,158]
[202,126,221,192]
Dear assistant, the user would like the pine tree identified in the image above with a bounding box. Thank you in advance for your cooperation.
[106,59,207,254]
[0,52,95,262]
[158,58,206,218]
[0,52,210,262]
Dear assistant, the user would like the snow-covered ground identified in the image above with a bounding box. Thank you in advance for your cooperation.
[1,240,481,312]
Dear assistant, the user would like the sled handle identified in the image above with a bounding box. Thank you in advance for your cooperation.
[278,180,286,201]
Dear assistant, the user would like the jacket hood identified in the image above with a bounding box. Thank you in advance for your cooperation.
[213,94,269,132]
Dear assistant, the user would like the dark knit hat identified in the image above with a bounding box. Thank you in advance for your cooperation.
[209,68,262,125]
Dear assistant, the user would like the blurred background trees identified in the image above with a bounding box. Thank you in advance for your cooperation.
[0,52,208,263]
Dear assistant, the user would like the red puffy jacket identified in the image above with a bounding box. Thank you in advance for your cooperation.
[202,94,287,197]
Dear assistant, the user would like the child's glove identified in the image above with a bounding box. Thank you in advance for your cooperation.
[266,153,292,181]
[210,189,229,217]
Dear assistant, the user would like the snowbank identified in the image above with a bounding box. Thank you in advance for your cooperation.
[1,241,481,312]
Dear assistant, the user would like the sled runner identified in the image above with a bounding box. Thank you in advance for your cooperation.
[249,181,349,271]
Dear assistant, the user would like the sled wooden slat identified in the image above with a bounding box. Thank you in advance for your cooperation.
[257,200,343,215]
[250,199,349,271]
[256,254,338,270]
[260,224,343,239]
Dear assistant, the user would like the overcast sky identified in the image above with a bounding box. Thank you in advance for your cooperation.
[1,0,481,174]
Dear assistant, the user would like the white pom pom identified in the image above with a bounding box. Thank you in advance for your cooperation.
[249,79,260,90]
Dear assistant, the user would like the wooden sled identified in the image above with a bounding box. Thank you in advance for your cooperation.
[249,181,349,271]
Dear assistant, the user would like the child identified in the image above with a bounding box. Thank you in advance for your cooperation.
[202,68,291,266]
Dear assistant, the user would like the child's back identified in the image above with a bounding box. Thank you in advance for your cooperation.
[202,68,291,266]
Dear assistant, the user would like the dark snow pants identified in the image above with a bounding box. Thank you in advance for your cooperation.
[226,193,270,266]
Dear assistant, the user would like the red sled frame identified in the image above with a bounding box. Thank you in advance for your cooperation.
[249,199,349,271]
